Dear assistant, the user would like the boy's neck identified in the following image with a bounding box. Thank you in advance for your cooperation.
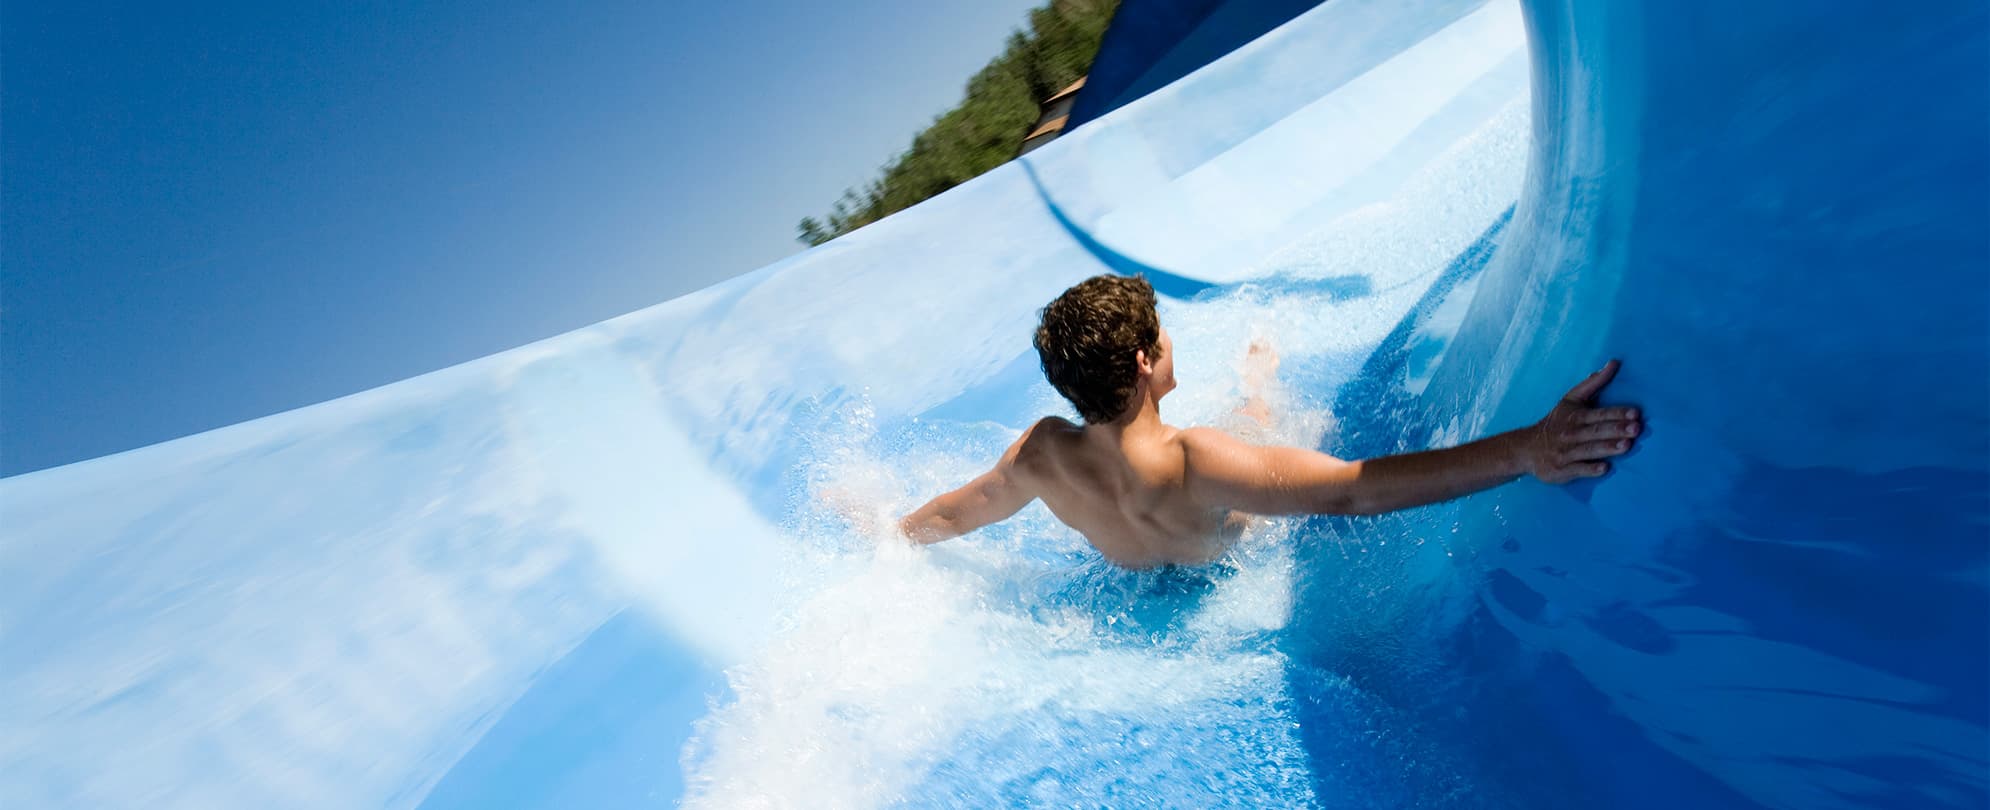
[1086,390,1165,445]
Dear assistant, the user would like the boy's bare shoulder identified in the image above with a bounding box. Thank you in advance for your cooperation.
[1023,415,1081,441]
[1170,427,1260,484]
[1024,416,1081,446]
[1173,426,1242,456]
[1014,416,1081,467]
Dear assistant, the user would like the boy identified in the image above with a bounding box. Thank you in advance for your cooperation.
[896,275,1642,568]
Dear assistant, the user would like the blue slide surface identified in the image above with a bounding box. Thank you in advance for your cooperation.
[2,1,1983,808]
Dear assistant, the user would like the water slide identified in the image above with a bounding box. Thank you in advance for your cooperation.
[3,0,1983,807]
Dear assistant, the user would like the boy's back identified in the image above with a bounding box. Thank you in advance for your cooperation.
[1015,416,1246,568]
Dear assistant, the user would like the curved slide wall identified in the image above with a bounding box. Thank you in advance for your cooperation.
[2,0,1984,807]
[1401,1,1989,808]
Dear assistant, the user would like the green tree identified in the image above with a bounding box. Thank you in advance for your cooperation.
[797,216,830,246]
[797,0,1119,247]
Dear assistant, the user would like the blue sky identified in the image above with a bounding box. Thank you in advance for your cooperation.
[2,0,1046,476]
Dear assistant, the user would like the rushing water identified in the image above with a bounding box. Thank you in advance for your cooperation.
[679,100,1530,808]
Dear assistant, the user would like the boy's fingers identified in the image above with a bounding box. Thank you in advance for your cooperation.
[1564,360,1621,403]
[1569,461,1611,478]
[1580,406,1640,424]
[1566,439,1632,461]
[1572,421,1639,441]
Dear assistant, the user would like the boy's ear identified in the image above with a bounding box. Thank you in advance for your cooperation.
[1135,349,1152,375]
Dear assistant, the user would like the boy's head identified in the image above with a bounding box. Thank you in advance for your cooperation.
[1034,274,1176,423]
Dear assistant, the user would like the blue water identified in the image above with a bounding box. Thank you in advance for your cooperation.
[2,0,1984,808]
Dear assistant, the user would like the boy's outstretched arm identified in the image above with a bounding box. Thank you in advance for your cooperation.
[897,421,1045,544]
[1182,361,1642,516]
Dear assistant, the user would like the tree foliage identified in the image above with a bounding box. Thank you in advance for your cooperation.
[797,0,1119,246]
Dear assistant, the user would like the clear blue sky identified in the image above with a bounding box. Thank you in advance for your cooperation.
[2,0,1047,476]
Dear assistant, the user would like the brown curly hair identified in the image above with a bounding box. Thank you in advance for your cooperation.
[1034,275,1162,423]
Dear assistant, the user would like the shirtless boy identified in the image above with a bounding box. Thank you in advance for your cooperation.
[894,274,1644,568]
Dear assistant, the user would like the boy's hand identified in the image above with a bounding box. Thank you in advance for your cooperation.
[1236,338,1280,428]
[817,485,900,540]
[1521,360,1643,484]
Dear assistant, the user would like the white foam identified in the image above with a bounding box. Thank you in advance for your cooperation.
[682,355,1320,807]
